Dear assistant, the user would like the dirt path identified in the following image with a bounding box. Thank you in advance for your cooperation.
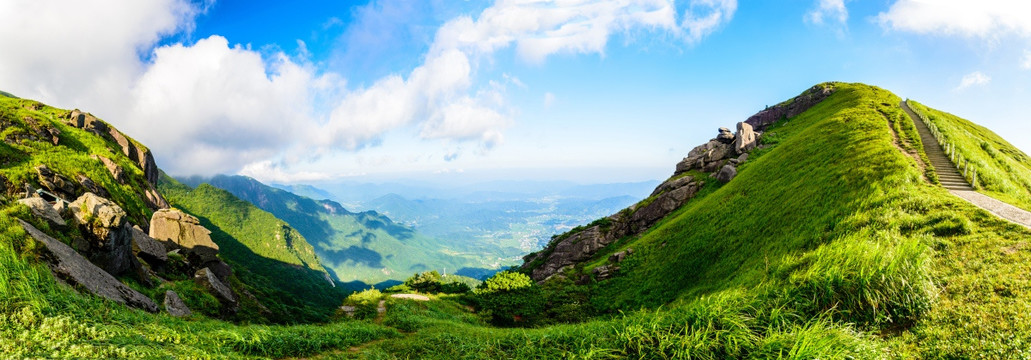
[389,293,430,301]
[902,100,1031,229]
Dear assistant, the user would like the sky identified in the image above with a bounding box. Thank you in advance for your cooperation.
[1,0,1030,184]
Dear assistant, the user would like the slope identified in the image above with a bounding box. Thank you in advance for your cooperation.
[192,175,493,285]
[158,175,348,321]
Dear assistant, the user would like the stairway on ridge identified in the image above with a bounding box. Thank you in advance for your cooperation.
[902,101,974,191]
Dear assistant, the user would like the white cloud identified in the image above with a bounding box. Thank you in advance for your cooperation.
[1023,50,1031,69]
[806,0,848,26]
[956,71,991,90]
[318,0,736,155]
[877,0,1031,38]
[239,160,334,183]
[544,92,556,108]
[126,36,319,175]
[0,0,199,113]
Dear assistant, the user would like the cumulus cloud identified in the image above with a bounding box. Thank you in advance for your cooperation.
[318,0,737,156]
[126,36,319,174]
[0,0,199,112]
[877,0,1031,38]
[956,71,991,90]
[806,0,848,27]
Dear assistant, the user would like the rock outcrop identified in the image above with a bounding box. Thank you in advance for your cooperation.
[17,197,66,226]
[35,165,77,201]
[91,155,124,184]
[149,209,219,265]
[19,219,158,312]
[69,193,134,275]
[130,225,168,265]
[744,84,835,131]
[523,86,840,282]
[163,290,192,317]
[195,267,238,314]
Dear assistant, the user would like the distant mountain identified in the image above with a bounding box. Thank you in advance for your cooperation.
[271,183,335,201]
[192,175,506,284]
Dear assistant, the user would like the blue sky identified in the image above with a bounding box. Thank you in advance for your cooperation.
[1,0,1029,184]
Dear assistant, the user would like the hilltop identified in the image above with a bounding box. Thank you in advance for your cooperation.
[1,82,1029,358]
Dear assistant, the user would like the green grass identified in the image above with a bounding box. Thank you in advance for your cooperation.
[4,83,1031,358]
[158,175,349,323]
[908,100,1031,210]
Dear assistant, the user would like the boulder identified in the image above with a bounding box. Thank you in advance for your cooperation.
[745,84,835,131]
[716,127,735,144]
[716,165,737,183]
[65,109,108,136]
[195,267,237,313]
[35,165,77,200]
[150,209,218,264]
[688,140,721,158]
[737,153,749,164]
[144,184,170,210]
[609,249,632,263]
[77,174,109,198]
[651,175,694,197]
[702,142,733,163]
[108,128,160,187]
[17,197,66,226]
[91,155,124,184]
[591,264,619,281]
[734,122,757,154]
[130,225,168,264]
[18,219,158,312]
[70,193,134,275]
[703,159,727,173]
[163,290,192,317]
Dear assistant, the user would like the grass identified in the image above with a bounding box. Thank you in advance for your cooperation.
[908,100,1031,211]
[4,83,1031,358]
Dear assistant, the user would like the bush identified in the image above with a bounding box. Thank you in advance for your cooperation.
[405,271,442,293]
[341,288,383,320]
[474,271,532,295]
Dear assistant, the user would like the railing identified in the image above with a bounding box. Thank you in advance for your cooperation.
[907,100,978,189]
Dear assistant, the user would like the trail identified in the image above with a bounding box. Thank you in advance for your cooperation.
[902,100,1031,229]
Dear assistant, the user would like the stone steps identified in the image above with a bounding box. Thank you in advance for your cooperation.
[903,101,974,191]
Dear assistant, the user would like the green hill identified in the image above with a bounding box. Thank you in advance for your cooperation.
[191,175,500,286]
[1,83,1030,358]
[158,175,348,321]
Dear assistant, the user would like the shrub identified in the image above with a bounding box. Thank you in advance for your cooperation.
[341,288,383,320]
[474,271,532,295]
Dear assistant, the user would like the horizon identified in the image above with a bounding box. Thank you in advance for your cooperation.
[2,1,1029,184]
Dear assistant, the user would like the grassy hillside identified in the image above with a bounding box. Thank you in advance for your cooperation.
[2,84,1029,358]
[908,100,1031,211]
[159,175,349,322]
[194,175,499,285]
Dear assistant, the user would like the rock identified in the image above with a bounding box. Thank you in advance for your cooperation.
[65,109,108,136]
[77,174,109,198]
[195,267,237,313]
[130,225,168,264]
[163,290,192,317]
[688,140,721,158]
[17,197,66,226]
[143,184,169,210]
[0,174,8,196]
[52,200,68,217]
[150,209,219,264]
[18,219,158,312]
[703,159,727,173]
[716,165,737,183]
[108,128,160,187]
[674,155,703,174]
[203,259,233,283]
[745,84,835,131]
[91,155,124,184]
[716,127,735,144]
[69,193,135,275]
[734,122,756,154]
[737,153,749,164]
[651,175,694,197]
[609,250,632,263]
[35,165,77,200]
[703,142,733,163]
[591,264,619,281]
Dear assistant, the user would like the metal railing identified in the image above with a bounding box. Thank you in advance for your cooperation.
[907,100,978,189]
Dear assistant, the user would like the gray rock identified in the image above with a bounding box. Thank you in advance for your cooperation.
[703,142,733,163]
[734,122,757,154]
[17,197,66,226]
[737,153,749,164]
[35,165,77,200]
[716,165,737,183]
[745,84,835,131]
[195,267,237,313]
[77,174,109,198]
[716,127,735,144]
[65,109,108,136]
[91,155,124,184]
[131,225,168,264]
[143,183,169,210]
[150,209,218,264]
[651,175,694,197]
[18,219,158,312]
[70,193,134,275]
[591,264,620,281]
[163,290,192,317]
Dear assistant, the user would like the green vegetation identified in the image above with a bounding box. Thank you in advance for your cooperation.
[341,288,384,320]
[159,176,349,323]
[190,175,497,286]
[909,100,1031,210]
[3,84,1031,358]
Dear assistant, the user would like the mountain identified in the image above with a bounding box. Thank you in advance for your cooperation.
[4,83,1031,358]
[0,94,343,324]
[188,174,505,285]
